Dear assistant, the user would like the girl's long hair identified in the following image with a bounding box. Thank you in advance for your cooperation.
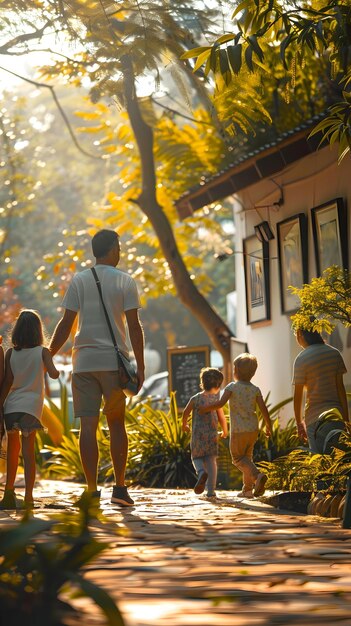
[11,309,44,351]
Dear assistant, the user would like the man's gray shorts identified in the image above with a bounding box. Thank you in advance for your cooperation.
[72,371,125,418]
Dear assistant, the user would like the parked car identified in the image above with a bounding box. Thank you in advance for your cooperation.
[138,371,169,399]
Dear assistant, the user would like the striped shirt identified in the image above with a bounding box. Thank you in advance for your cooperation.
[292,343,346,425]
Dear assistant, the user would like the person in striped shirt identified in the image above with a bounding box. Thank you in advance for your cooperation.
[293,325,349,452]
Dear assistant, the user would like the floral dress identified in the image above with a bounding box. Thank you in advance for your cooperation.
[191,392,219,459]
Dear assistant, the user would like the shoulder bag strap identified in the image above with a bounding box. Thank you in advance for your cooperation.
[91,267,121,358]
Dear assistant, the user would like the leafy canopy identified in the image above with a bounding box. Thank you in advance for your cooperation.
[182,0,351,161]
[290,265,351,334]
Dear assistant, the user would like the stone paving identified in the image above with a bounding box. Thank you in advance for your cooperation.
[1,480,351,626]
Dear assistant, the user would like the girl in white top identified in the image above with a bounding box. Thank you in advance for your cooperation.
[0,310,59,510]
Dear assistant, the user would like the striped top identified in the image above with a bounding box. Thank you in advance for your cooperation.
[292,343,347,425]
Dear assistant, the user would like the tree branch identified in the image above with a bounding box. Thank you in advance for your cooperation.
[0,21,52,55]
[0,65,102,160]
[151,97,214,126]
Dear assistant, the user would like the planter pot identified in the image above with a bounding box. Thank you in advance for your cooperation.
[308,493,324,515]
[263,491,312,513]
[315,495,328,515]
[319,494,334,517]
[329,494,343,518]
[338,495,346,519]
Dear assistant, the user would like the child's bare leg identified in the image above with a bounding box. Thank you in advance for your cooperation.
[21,431,36,504]
[5,431,21,490]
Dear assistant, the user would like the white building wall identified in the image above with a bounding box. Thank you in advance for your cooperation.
[231,145,351,418]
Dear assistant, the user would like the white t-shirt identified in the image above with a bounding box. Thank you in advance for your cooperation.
[62,265,141,373]
[4,346,45,420]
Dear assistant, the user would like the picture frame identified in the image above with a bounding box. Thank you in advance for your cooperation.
[277,213,308,314]
[243,235,270,324]
[311,198,348,275]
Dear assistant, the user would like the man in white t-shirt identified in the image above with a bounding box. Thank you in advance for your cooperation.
[50,230,145,507]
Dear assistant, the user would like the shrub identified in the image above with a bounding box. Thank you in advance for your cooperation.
[126,393,195,488]
[258,415,351,493]
[42,424,112,483]
[0,509,125,626]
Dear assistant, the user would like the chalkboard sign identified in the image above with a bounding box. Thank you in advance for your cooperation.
[167,345,210,410]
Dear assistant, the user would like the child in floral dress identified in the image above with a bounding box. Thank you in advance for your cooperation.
[182,367,228,498]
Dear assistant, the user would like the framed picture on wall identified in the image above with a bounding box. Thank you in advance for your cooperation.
[277,213,308,314]
[243,235,270,324]
[311,198,348,275]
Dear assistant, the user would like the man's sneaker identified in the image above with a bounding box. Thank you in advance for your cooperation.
[194,471,208,495]
[253,473,268,497]
[237,489,254,499]
[0,489,17,510]
[111,486,134,507]
[74,489,101,509]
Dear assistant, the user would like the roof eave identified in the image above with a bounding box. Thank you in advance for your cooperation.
[175,125,321,219]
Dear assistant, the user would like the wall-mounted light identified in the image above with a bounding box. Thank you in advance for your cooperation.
[254,221,275,242]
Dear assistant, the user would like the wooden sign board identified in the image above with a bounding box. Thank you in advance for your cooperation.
[167,345,211,410]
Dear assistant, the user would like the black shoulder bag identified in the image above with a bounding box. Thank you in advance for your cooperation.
[91,267,139,397]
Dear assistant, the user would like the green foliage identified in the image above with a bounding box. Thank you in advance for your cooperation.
[255,395,297,461]
[258,449,336,492]
[183,0,351,160]
[290,265,351,333]
[0,510,125,626]
[42,424,112,483]
[310,87,351,162]
[255,417,299,461]
[126,393,195,488]
[259,412,351,492]
[46,382,71,437]
[42,430,84,481]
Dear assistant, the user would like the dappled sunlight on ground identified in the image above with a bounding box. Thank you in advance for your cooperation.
[1,481,351,625]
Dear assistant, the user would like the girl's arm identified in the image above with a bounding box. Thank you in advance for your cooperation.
[198,389,231,414]
[0,349,14,406]
[336,373,349,423]
[217,408,228,438]
[42,348,60,379]
[182,398,194,432]
[0,340,4,389]
[257,395,272,437]
[0,348,12,440]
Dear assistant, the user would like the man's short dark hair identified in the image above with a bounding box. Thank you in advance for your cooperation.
[297,315,325,345]
[92,230,119,258]
[299,328,325,345]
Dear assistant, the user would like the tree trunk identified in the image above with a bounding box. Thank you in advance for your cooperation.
[121,55,233,366]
